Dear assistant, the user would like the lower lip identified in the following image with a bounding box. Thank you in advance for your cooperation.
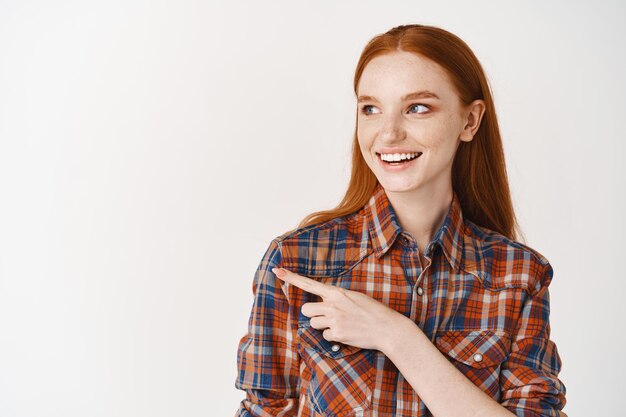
[377,153,421,172]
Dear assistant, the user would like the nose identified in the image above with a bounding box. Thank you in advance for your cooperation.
[377,113,406,143]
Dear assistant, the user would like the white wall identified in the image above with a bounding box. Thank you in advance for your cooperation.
[0,0,623,415]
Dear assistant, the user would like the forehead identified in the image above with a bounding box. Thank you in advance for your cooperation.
[358,51,455,100]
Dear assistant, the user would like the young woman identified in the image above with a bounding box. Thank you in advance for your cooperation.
[235,24,567,417]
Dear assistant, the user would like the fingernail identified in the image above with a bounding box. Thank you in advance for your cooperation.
[272,267,286,277]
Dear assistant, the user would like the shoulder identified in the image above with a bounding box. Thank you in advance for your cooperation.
[270,211,369,277]
[463,219,554,295]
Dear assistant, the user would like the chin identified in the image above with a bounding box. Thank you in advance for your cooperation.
[378,179,420,193]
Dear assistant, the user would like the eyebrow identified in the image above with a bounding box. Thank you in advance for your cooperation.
[357,90,441,103]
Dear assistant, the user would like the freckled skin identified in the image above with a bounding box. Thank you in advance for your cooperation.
[357,51,475,194]
[356,51,485,250]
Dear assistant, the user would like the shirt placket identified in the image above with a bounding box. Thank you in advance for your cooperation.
[397,232,432,330]
[394,232,434,416]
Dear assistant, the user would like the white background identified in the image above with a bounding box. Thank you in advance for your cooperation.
[0,1,624,416]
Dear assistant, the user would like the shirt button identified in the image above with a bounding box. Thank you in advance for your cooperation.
[417,287,424,296]
[473,353,483,362]
[331,344,341,352]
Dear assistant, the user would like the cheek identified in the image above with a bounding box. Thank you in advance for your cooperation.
[411,124,455,149]
[356,125,370,142]
[356,130,374,152]
[358,143,374,165]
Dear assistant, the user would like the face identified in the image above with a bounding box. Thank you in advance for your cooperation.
[356,51,484,196]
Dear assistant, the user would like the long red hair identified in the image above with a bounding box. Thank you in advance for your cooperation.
[296,24,525,243]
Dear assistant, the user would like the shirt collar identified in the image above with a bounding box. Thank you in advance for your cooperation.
[364,182,465,272]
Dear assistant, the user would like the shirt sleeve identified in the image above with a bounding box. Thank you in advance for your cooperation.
[499,261,568,417]
[234,238,301,417]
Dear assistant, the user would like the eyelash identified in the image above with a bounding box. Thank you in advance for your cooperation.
[360,103,430,115]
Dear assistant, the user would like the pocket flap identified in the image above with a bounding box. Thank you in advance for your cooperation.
[297,323,366,359]
[434,330,511,368]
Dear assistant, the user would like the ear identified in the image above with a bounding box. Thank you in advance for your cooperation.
[459,99,486,142]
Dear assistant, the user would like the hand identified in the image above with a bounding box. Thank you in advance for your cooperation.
[272,267,408,352]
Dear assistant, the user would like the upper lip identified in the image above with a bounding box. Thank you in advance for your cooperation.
[375,148,423,154]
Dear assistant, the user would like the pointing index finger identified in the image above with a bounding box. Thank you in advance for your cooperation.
[272,267,330,299]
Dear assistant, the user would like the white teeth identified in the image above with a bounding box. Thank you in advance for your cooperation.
[379,152,421,162]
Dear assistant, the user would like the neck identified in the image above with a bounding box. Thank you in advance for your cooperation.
[385,185,453,253]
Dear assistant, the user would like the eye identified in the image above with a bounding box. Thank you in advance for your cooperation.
[408,103,430,114]
[360,104,379,115]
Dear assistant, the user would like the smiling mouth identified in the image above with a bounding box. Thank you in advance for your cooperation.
[376,152,422,164]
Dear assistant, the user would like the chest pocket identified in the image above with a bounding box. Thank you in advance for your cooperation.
[297,322,374,417]
[434,329,511,400]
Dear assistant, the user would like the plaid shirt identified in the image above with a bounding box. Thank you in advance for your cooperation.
[234,183,567,417]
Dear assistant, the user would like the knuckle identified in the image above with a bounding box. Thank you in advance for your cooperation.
[333,287,347,298]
